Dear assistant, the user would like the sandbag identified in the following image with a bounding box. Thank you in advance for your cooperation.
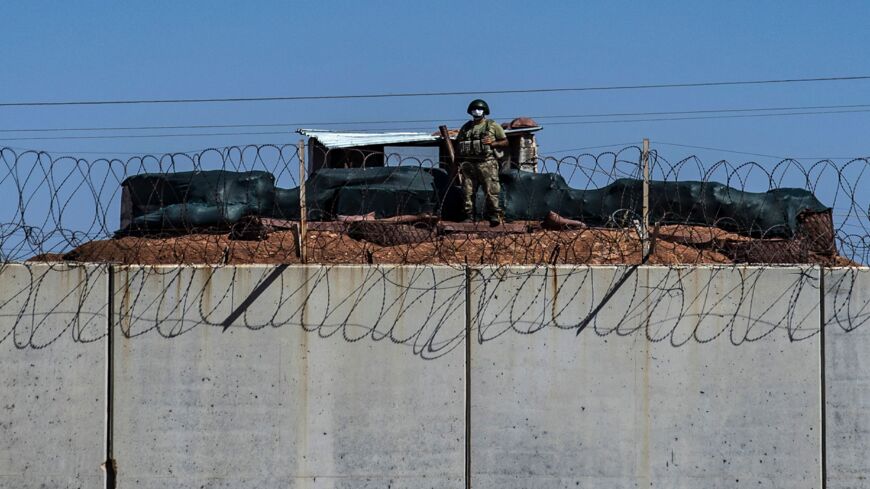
[117,167,829,240]
[118,170,275,234]
[490,171,827,238]
[272,166,444,220]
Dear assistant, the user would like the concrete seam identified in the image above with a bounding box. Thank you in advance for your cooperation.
[819,265,827,489]
[465,265,472,489]
[105,265,116,489]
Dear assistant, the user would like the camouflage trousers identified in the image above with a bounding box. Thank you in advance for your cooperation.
[460,158,502,221]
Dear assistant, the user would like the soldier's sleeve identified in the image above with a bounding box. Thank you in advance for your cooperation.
[492,121,507,140]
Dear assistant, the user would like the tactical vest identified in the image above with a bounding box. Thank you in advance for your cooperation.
[457,120,502,159]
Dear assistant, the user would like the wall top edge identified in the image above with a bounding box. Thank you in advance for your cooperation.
[0,262,109,270]
[7,262,867,271]
[97,263,867,271]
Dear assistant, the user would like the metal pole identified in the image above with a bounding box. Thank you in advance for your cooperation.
[642,138,650,257]
[297,139,307,263]
[439,125,457,181]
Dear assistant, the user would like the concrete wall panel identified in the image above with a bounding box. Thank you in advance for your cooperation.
[825,267,870,488]
[112,265,466,488]
[0,264,107,489]
[470,266,822,489]
[3,262,856,487]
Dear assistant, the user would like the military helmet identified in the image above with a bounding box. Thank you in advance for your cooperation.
[467,99,490,115]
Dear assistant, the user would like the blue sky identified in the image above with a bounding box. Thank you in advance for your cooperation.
[0,1,869,257]
[1,0,869,159]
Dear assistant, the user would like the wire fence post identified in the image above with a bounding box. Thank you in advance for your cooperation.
[297,139,307,263]
[642,138,650,257]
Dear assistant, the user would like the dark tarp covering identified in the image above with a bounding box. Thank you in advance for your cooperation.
[119,170,275,233]
[496,171,828,238]
[273,166,442,220]
[118,167,828,238]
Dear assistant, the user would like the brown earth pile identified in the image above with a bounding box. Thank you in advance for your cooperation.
[27,223,855,266]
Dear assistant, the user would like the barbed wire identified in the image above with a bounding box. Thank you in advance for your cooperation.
[1,262,863,356]
[1,142,868,355]
[0,143,867,266]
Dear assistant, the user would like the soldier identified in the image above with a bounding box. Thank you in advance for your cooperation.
[456,99,508,226]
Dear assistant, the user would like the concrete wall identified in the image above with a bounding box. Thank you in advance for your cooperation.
[111,265,467,488]
[2,264,870,488]
[470,266,822,489]
[0,264,108,489]
[825,267,870,489]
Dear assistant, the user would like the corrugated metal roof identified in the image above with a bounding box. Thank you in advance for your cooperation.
[298,125,543,149]
[297,129,439,149]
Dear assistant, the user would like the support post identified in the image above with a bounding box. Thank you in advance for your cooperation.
[297,139,307,263]
[642,138,650,257]
[439,125,457,182]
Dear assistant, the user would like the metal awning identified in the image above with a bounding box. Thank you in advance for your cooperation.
[504,126,543,134]
[297,129,439,149]
[298,125,543,149]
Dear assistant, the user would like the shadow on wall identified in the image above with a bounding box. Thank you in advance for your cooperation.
[2,263,864,359]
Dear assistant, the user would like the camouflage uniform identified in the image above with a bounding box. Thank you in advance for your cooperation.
[456,118,507,222]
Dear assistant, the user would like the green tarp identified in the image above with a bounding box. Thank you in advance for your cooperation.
[118,167,828,238]
[272,166,442,220]
[120,170,275,232]
[497,171,828,237]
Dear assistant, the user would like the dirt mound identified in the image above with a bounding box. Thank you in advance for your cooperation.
[26,223,855,266]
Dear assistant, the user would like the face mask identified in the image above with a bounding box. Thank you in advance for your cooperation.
[471,109,485,118]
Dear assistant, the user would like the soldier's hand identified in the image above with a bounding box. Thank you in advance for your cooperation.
[481,135,494,145]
